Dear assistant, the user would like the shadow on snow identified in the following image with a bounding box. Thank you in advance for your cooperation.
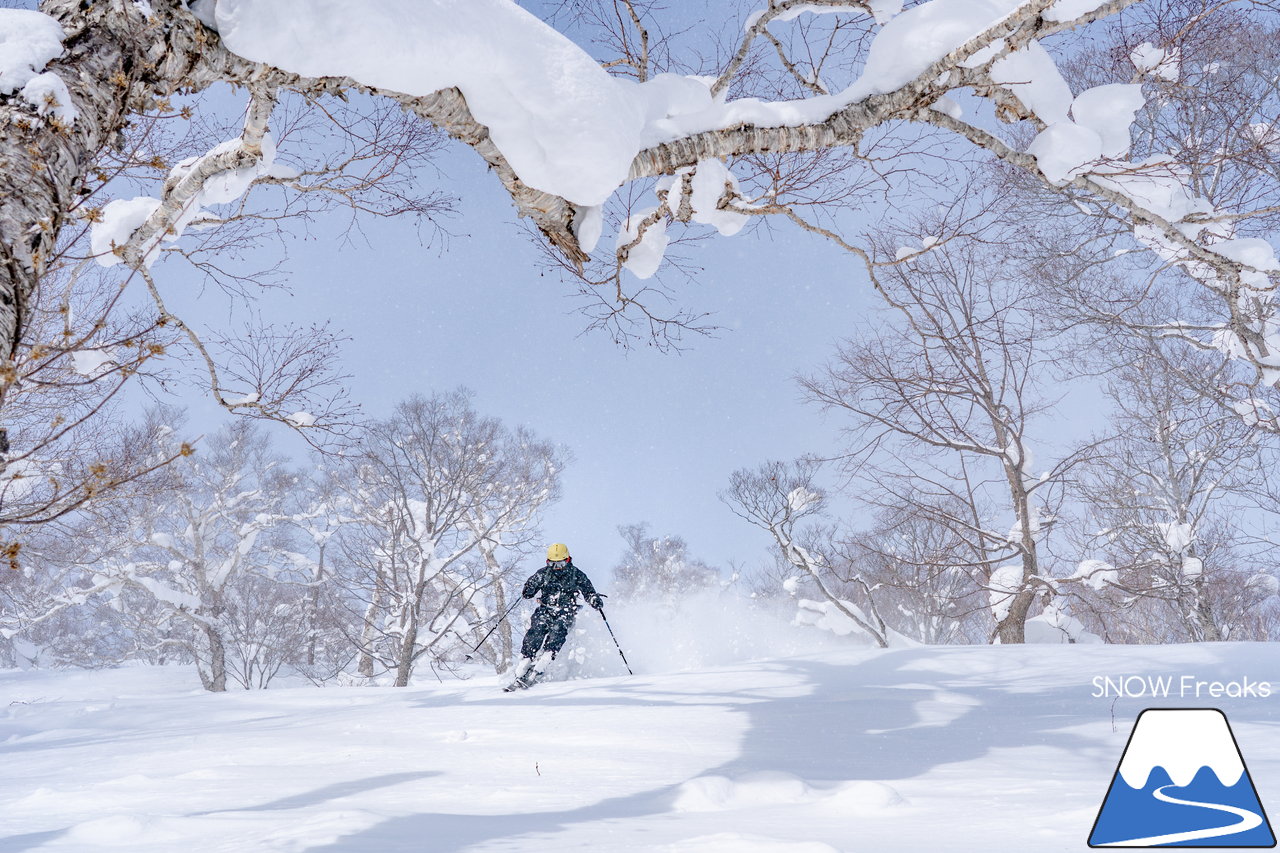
[303,645,1151,851]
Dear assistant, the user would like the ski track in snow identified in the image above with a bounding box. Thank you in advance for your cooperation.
[0,643,1278,851]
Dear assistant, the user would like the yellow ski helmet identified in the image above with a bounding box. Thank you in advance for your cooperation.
[546,543,570,562]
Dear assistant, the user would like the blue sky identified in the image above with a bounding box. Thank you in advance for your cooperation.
[159,132,878,580]
[138,1,1115,586]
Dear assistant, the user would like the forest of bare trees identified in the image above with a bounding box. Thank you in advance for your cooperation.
[1,0,1279,684]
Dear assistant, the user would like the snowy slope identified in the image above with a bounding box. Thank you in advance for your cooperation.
[2,643,1279,852]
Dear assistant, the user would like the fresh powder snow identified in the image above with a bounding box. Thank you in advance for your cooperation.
[3,641,1277,851]
[1027,121,1103,184]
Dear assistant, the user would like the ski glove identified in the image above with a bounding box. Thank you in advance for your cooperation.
[588,593,606,610]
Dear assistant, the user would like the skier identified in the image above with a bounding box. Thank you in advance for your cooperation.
[506,543,604,690]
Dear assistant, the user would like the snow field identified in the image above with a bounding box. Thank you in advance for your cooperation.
[2,643,1278,851]
[1,665,760,851]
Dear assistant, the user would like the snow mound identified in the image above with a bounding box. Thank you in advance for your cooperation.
[1070,559,1117,591]
[990,41,1072,125]
[664,834,843,853]
[1027,121,1101,184]
[64,814,183,847]
[1024,604,1102,644]
[855,0,1027,97]
[795,598,916,647]
[617,207,669,279]
[673,771,904,816]
[1130,41,1179,81]
[1158,521,1194,552]
[814,779,908,814]
[988,564,1024,622]
[1071,83,1144,157]
[673,771,812,811]
[786,485,822,513]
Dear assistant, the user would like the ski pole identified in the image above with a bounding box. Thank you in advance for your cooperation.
[465,597,522,659]
[598,608,633,675]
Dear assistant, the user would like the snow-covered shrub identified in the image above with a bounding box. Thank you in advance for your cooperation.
[612,522,720,602]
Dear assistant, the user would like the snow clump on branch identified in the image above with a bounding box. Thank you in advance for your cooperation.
[90,133,281,268]
[209,0,646,207]
[0,10,65,96]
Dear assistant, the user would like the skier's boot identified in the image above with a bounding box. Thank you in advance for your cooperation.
[503,650,553,692]
[503,657,535,692]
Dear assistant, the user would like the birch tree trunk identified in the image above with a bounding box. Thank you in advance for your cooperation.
[1184,542,1221,642]
[996,585,1035,645]
[477,542,514,672]
[199,622,228,693]
[393,595,421,688]
[358,570,383,679]
[1,1,196,364]
[307,543,325,668]
[491,578,514,674]
[996,440,1043,646]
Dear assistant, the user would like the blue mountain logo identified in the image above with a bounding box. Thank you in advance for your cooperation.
[1090,708,1276,847]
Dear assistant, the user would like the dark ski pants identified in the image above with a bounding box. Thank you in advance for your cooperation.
[521,606,576,660]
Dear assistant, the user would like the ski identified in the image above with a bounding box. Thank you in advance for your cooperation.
[502,669,547,691]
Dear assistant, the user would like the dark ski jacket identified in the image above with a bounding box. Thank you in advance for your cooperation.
[522,563,600,613]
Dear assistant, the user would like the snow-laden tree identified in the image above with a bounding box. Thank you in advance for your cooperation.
[286,473,359,680]
[87,418,304,691]
[0,405,186,666]
[0,506,138,668]
[612,522,720,601]
[330,390,564,686]
[842,500,990,644]
[0,0,1276,450]
[799,228,1091,643]
[1070,345,1280,642]
[464,513,540,675]
[0,260,187,556]
[1,414,321,687]
[724,458,898,647]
